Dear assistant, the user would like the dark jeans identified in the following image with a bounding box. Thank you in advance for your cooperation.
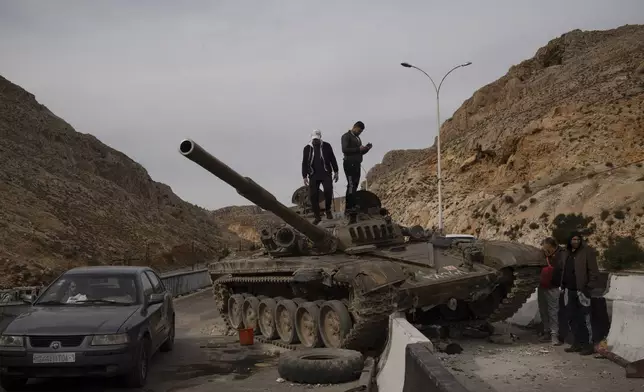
[309,175,333,218]
[563,289,592,346]
[343,160,361,213]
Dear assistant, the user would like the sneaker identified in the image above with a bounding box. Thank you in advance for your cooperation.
[325,211,333,219]
[539,335,551,343]
[565,344,582,353]
[313,217,321,225]
[552,335,562,346]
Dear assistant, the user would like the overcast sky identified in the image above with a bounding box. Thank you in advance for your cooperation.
[0,1,642,210]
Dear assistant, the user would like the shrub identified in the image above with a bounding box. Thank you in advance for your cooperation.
[613,210,625,220]
[550,213,594,244]
[600,210,610,220]
[602,235,644,271]
[529,222,540,230]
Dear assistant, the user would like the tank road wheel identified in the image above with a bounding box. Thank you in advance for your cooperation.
[318,300,353,349]
[293,297,306,306]
[242,296,261,332]
[227,294,245,329]
[275,299,299,344]
[258,298,279,339]
[295,302,324,348]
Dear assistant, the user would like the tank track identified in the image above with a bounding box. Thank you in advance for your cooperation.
[486,266,541,323]
[212,274,393,353]
[211,266,540,351]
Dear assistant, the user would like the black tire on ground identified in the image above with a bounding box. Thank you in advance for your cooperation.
[122,336,151,388]
[242,296,261,332]
[295,301,324,348]
[258,297,279,339]
[318,300,353,348]
[227,294,245,329]
[277,348,364,384]
[159,314,175,352]
[275,299,299,344]
[0,375,28,391]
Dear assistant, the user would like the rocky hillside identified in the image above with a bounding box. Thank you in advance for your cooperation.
[211,205,282,244]
[0,75,249,288]
[366,25,644,261]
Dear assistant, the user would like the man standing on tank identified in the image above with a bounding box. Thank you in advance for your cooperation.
[560,231,600,356]
[341,121,372,223]
[302,129,339,225]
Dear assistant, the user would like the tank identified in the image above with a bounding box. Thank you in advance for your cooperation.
[178,139,546,352]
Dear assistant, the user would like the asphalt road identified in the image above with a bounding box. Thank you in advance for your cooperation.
[2,290,361,392]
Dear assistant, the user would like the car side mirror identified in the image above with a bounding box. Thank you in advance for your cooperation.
[147,293,165,306]
[20,294,34,304]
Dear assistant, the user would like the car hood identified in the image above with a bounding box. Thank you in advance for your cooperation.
[3,305,139,335]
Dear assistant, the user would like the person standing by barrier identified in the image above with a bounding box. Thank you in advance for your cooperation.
[302,129,339,224]
[560,231,600,355]
[538,237,564,346]
[341,121,372,223]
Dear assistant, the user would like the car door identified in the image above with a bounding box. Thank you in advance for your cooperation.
[140,272,163,348]
[145,271,171,339]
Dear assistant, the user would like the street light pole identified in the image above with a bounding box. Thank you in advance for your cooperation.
[400,61,472,235]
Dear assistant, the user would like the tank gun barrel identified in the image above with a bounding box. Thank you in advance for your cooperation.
[179,139,342,251]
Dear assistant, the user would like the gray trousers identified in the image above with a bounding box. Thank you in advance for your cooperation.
[538,287,559,336]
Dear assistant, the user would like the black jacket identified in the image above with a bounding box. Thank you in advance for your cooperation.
[341,131,367,163]
[302,141,338,178]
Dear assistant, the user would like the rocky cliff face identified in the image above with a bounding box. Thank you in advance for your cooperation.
[0,75,248,288]
[366,25,644,256]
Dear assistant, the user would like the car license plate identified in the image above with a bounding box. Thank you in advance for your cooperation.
[32,353,76,364]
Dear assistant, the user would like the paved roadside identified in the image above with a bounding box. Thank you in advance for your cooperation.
[438,324,644,392]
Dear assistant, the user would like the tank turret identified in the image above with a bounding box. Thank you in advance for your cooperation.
[180,139,413,256]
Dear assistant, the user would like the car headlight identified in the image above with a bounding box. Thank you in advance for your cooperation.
[90,334,129,346]
[0,335,24,347]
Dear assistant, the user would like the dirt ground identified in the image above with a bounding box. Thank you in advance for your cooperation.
[438,324,644,392]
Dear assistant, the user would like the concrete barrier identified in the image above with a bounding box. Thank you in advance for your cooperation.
[402,342,470,392]
[507,288,540,327]
[599,274,644,377]
[375,313,469,392]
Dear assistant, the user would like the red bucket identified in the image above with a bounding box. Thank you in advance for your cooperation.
[239,328,254,346]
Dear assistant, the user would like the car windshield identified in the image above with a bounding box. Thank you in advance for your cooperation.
[35,274,138,306]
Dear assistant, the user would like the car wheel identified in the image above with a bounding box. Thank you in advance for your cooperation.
[160,314,175,352]
[0,375,28,391]
[123,336,151,388]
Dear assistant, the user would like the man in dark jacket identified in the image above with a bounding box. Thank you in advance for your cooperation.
[302,129,339,224]
[539,237,565,345]
[341,121,372,222]
[560,231,600,355]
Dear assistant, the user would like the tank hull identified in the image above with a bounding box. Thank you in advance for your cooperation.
[209,241,544,352]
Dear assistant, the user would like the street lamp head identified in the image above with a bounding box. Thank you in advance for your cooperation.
[462,61,472,67]
[401,62,413,68]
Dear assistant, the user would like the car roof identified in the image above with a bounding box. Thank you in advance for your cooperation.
[64,266,153,276]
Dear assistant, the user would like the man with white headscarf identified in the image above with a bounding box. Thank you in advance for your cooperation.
[302,129,339,224]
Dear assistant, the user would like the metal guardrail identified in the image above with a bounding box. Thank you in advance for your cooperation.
[159,268,211,297]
